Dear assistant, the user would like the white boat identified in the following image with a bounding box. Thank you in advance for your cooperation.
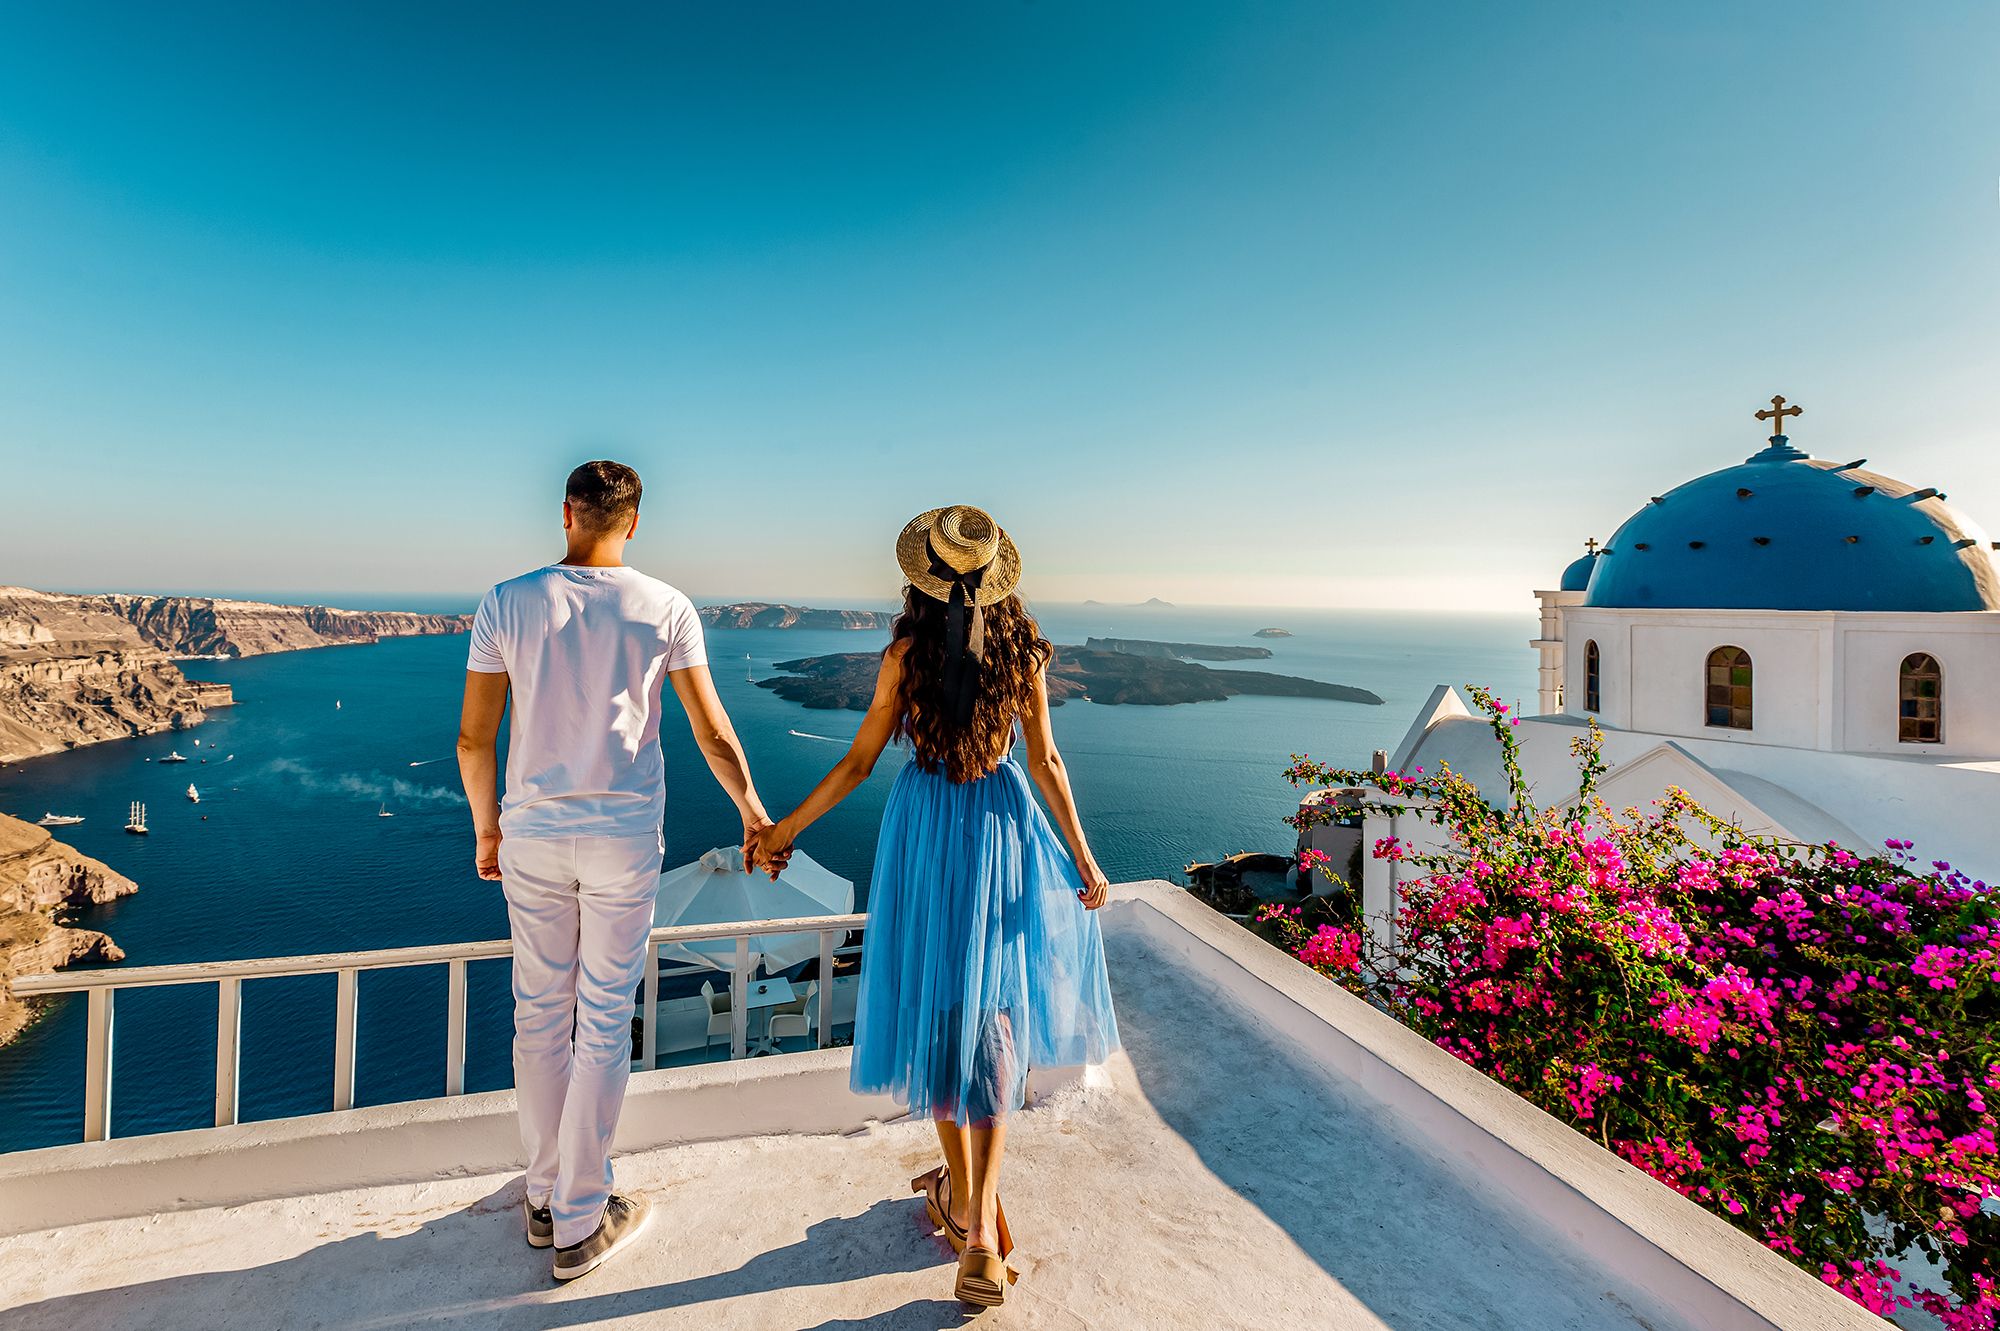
[377,804,393,818]
[160,751,189,764]
[187,784,200,804]
[37,813,84,827]
[125,802,148,835]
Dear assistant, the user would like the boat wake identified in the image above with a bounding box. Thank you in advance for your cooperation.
[788,730,846,745]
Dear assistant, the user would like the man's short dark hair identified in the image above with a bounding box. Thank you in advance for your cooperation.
[565,460,643,533]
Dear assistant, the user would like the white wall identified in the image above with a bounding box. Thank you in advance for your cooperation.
[1531,589,1584,715]
[1558,607,2000,759]
[1837,622,2000,756]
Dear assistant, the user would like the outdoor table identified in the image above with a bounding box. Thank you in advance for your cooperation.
[741,977,798,1055]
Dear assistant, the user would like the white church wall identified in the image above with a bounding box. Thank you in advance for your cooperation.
[1558,607,2000,759]
[1836,619,2000,757]
[1630,619,1823,747]
[1561,609,1828,747]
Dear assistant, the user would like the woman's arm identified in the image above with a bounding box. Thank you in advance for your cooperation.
[1021,665,1110,909]
[749,641,908,877]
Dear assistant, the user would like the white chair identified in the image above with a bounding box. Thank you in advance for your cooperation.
[700,979,733,1050]
[766,1010,809,1049]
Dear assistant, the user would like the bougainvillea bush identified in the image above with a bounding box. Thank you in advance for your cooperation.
[1275,688,1999,1326]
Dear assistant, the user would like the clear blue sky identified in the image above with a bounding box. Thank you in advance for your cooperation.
[2,2,1995,610]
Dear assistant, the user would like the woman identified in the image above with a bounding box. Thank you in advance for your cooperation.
[748,504,1120,1309]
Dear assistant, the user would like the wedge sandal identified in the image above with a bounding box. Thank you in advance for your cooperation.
[956,1246,1010,1308]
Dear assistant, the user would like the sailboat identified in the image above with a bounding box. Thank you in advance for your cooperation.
[125,802,148,835]
[377,804,394,818]
[187,784,200,804]
[37,813,84,827]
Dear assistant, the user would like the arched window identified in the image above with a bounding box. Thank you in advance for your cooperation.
[1899,653,1943,744]
[1583,640,1601,713]
[1705,646,1752,730]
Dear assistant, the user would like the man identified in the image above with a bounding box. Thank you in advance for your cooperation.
[457,460,772,1281]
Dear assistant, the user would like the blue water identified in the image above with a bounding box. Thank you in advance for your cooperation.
[0,603,1532,1151]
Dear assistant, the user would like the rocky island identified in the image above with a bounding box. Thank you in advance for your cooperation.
[1084,637,1274,662]
[698,603,892,631]
[1254,627,1294,638]
[758,646,1383,710]
[0,811,134,1047]
[0,587,470,763]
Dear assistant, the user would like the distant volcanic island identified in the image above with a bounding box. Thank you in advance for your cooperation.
[698,602,892,631]
[758,637,1382,710]
[1254,627,1293,638]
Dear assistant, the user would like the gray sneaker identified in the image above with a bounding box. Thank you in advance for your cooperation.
[552,1193,652,1281]
[524,1198,554,1249]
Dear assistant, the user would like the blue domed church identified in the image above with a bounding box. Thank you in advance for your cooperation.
[1371,398,2000,938]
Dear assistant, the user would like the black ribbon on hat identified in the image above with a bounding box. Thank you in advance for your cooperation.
[930,549,988,726]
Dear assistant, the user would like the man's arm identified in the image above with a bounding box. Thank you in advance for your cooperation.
[667,665,772,850]
[457,670,510,881]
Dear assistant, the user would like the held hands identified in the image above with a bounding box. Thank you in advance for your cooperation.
[1077,858,1110,910]
[743,817,797,880]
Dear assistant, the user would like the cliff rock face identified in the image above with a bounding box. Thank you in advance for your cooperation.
[699,603,891,631]
[0,650,230,763]
[0,586,468,762]
[0,813,135,1047]
[94,594,472,658]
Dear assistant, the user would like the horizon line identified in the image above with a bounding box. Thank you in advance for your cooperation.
[19,581,1535,619]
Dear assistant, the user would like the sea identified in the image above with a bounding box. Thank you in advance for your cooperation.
[0,600,1533,1152]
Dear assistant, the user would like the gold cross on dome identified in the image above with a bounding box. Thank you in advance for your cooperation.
[1584,537,1600,555]
[1755,394,1802,436]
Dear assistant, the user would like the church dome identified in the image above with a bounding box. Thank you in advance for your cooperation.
[1559,547,1599,592]
[1584,424,2000,613]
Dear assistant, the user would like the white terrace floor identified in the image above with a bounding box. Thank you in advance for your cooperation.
[0,885,1874,1331]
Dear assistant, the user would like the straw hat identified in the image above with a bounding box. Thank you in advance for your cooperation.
[896,505,1022,607]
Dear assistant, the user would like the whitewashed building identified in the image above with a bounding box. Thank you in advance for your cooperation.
[1367,399,2000,938]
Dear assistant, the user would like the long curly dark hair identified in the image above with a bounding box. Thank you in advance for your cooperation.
[892,587,1052,783]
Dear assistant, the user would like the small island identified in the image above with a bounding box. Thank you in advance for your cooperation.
[758,647,1382,710]
[1085,637,1273,662]
[1254,627,1293,639]
[698,603,892,631]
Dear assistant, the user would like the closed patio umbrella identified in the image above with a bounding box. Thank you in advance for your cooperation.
[652,846,855,973]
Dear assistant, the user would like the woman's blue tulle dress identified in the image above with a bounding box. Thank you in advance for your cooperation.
[850,751,1120,1124]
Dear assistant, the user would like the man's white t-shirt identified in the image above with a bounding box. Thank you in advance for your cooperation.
[467,564,707,841]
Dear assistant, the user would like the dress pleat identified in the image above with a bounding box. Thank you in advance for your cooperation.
[849,752,1120,1123]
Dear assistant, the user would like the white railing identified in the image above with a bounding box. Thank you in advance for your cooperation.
[9,913,866,1145]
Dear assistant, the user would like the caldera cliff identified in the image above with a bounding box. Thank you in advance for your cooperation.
[0,587,470,763]
[0,812,134,1047]
[698,603,892,631]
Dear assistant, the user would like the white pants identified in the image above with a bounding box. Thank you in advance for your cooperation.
[499,833,662,1247]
